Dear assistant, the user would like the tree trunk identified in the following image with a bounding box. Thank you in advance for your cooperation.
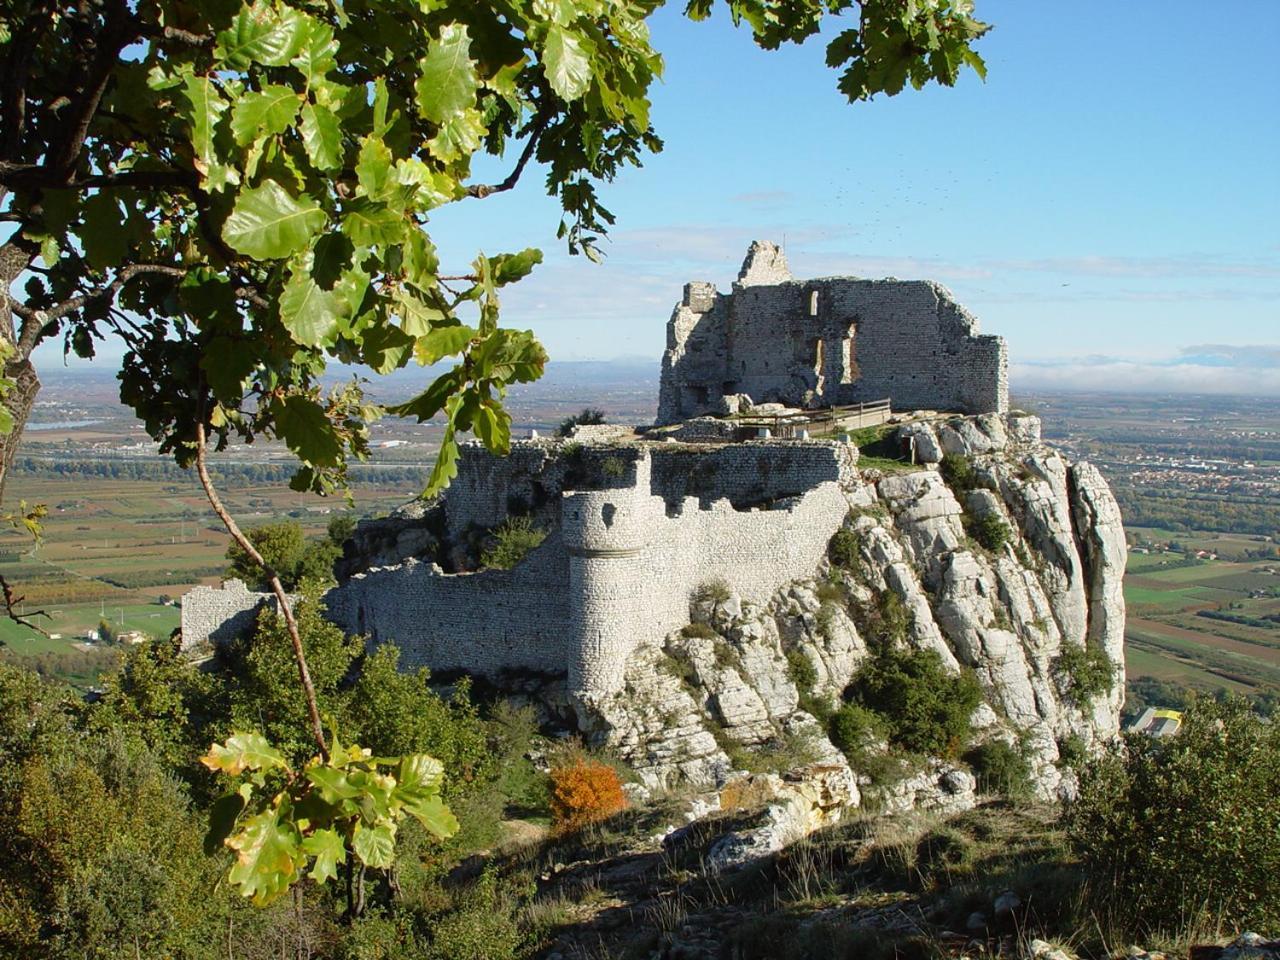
[0,236,38,505]
[0,357,39,503]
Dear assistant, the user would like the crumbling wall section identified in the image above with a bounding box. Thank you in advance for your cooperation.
[656,242,1008,423]
[324,534,573,678]
[180,579,292,651]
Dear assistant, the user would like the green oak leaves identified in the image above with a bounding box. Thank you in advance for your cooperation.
[138,1,572,497]
[201,729,458,907]
[1,0,986,505]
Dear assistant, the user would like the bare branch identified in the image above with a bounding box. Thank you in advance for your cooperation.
[16,263,187,329]
[0,573,53,639]
[193,421,329,759]
[464,112,550,200]
[0,165,199,192]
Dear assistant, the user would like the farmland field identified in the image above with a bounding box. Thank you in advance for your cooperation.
[0,472,423,687]
[1122,531,1280,703]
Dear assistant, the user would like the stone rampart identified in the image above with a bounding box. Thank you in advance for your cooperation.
[181,439,859,700]
[180,579,293,651]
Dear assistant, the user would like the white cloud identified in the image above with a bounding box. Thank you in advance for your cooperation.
[1012,350,1280,396]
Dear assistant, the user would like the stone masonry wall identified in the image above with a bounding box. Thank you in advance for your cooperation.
[656,241,1008,423]
[181,439,859,701]
[180,580,292,652]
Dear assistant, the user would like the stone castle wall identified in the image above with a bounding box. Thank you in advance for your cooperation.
[182,439,859,700]
[656,242,1007,424]
[180,579,292,650]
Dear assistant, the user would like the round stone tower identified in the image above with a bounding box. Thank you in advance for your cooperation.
[561,453,661,702]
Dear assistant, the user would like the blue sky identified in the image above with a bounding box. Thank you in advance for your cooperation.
[425,0,1280,392]
[38,0,1280,393]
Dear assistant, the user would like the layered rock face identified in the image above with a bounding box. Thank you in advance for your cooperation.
[587,412,1126,813]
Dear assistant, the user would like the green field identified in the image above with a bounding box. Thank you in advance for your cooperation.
[1122,540,1280,701]
[0,473,421,686]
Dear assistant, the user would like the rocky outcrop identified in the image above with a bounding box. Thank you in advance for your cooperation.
[586,414,1125,819]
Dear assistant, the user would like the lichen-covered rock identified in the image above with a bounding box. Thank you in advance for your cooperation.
[705,763,859,872]
[878,762,977,816]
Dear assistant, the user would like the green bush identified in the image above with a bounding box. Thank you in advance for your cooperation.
[1056,733,1088,770]
[827,527,861,571]
[556,407,605,437]
[427,874,522,960]
[786,649,818,697]
[965,511,1012,552]
[1068,698,1280,933]
[224,519,341,589]
[693,578,731,604]
[815,578,845,605]
[815,602,839,642]
[829,702,888,764]
[856,590,912,653]
[964,739,1032,797]
[939,452,977,492]
[845,649,982,757]
[480,517,546,570]
[680,622,718,640]
[1053,643,1115,701]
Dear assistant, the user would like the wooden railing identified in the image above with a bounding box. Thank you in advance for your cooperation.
[734,398,892,440]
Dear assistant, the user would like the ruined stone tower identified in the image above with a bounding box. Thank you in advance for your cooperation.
[657,241,1008,424]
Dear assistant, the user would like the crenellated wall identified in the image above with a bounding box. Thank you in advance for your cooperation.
[656,241,1008,424]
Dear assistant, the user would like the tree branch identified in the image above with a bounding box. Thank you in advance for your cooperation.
[0,573,53,639]
[9,263,188,333]
[464,112,550,200]
[0,163,198,193]
[193,421,329,759]
[50,0,139,182]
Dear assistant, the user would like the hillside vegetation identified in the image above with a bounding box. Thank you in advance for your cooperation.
[0,610,1275,959]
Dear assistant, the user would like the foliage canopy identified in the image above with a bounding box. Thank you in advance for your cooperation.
[0,0,990,499]
[1068,697,1280,932]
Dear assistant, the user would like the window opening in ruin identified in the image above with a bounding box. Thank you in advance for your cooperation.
[809,290,819,316]
[840,328,858,383]
[601,503,616,527]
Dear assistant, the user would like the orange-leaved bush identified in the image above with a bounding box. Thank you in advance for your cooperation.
[549,757,627,833]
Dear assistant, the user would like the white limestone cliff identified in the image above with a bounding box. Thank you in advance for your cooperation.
[586,413,1126,816]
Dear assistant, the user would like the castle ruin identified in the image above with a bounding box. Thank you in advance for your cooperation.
[657,241,1007,423]
[182,243,1099,723]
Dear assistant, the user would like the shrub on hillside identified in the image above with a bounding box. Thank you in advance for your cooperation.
[939,452,978,492]
[827,527,861,571]
[693,577,732,605]
[965,511,1012,552]
[845,649,982,757]
[1068,698,1280,933]
[856,590,913,654]
[480,517,546,570]
[829,702,888,766]
[1053,642,1115,701]
[549,756,627,833]
[224,519,341,590]
[964,739,1032,797]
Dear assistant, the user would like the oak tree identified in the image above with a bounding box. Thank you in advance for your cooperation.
[0,0,989,500]
[0,0,988,904]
